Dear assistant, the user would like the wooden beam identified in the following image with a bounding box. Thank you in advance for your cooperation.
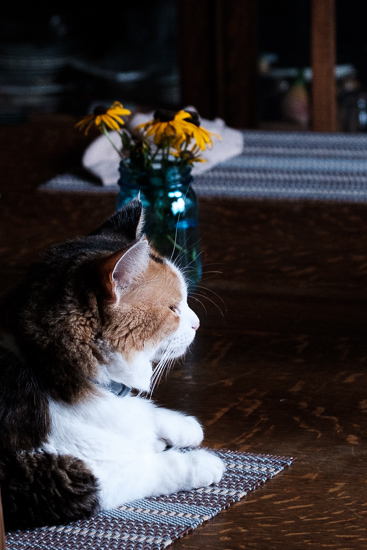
[311,0,337,131]
[218,0,259,128]
[178,0,258,128]
[177,0,217,120]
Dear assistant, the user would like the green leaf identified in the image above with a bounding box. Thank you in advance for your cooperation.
[120,131,131,150]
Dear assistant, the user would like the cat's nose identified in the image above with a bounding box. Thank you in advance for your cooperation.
[187,306,200,331]
[192,315,200,331]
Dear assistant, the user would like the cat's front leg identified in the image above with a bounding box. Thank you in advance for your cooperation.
[97,447,225,510]
[154,407,204,449]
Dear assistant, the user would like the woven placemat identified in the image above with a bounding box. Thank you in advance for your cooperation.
[6,449,294,550]
[39,130,367,202]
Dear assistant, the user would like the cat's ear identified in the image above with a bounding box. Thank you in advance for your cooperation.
[96,238,150,302]
[90,197,144,241]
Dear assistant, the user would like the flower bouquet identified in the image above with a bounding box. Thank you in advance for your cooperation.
[76,102,219,291]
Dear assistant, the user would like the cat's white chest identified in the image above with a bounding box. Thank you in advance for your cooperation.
[45,392,161,460]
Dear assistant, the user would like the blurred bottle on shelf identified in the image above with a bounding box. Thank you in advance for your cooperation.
[339,76,367,132]
[281,69,310,127]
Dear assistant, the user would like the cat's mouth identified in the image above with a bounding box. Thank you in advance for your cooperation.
[152,333,195,363]
[149,335,194,395]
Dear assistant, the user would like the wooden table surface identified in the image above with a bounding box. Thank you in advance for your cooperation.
[1,115,367,549]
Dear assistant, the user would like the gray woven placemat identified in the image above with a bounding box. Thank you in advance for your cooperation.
[6,449,294,550]
[39,130,367,202]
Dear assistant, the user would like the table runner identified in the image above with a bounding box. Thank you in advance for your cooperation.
[40,130,367,202]
[6,449,294,550]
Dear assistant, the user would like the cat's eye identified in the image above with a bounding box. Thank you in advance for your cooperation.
[169,305,180,315]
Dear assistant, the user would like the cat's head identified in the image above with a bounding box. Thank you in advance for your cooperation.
[10,198,199,399]
[90,198,200,392]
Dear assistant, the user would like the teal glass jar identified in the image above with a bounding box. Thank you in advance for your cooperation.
[116,161,202,292]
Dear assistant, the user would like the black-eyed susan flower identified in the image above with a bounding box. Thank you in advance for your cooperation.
[75,101,219,173]
[135,109,192,146]
[181,109,220,151]
[75,102,131,135]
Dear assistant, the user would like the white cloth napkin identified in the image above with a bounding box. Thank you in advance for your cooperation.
[82,111,244,185]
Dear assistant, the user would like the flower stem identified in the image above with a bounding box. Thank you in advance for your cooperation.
[101,124,129,168]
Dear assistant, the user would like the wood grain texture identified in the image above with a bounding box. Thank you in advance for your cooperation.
[1,115,367,548]
[311,0,337,131]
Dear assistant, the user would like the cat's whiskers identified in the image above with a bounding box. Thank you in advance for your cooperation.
[198,270,223,281]
[191,287,226,318]
[170,221,181,264]
[177,253,224,293]
[169,232,202,276]
[193,293,225,318]
[195,284,227,309]
[149,344,177,397]
[188,294,208,315]
[176,240,203,271]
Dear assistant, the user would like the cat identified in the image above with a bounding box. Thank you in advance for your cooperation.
[0,198,225,531]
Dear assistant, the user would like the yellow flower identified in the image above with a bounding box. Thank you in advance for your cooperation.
[181,110,220,151]
[135,109,192,146]
[75,102,131,135]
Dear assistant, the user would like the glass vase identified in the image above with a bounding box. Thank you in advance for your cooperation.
[116,161,202,293]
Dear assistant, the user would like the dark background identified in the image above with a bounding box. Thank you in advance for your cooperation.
[1,0,367,124]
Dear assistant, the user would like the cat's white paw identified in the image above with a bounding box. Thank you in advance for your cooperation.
[170,415,204,448]
[155,409,204,448]
[185,449,225,488]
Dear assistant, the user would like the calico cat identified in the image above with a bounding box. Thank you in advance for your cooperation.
[0,198,224,531]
